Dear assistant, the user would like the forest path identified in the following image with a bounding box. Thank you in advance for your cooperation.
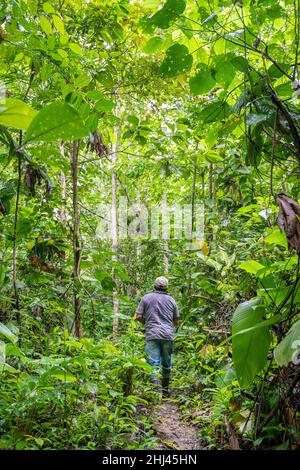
[153,400,203,450]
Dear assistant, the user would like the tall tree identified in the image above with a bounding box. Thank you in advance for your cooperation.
[71,140,82,338]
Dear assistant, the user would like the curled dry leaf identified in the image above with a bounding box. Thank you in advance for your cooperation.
[276,193,300,254]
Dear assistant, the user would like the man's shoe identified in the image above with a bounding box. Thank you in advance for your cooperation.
[162,376,170,398]
[150,376,160,387]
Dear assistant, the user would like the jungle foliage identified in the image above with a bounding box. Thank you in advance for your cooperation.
[1,0,300,450]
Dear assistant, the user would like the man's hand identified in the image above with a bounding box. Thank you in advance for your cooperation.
[135,313,145,324]
[174,317,179,326]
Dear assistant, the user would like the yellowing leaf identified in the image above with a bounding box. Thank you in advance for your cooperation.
[199,240,209,256]
[0,98,37,130]
[239,260,265,275]
[60,32,69,45]
[43,2,55,14]
[53,15,65,34]
[39,15,52,36]
[69,43,83,55]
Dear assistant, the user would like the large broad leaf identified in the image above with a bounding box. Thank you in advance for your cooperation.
[239,260,265,275]
[95,99,116,112]
[199,100,231,123]
[274,319,300,366]
[143,36,164,53]
[148,0,186,29]
[0,322,18,344]
[160,44,193,77]
[189,63,216,95]
[214,57,236,88]
[232,298,271,389]
[46,367,77,382]
[264,226,288,249]
[39,15,52,36]
[25,102,88,142]
[245,113,269,128]
[0,98,37,130]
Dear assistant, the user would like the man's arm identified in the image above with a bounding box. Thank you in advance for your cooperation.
[135,298,145,324]
[173,301,180,326]
[135,313,145,324]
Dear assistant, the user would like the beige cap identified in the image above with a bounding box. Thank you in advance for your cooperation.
[154,276,168,290]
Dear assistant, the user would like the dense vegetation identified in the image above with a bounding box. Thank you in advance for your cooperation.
[1,0,300,450]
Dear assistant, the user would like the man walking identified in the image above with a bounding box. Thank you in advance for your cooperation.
[135,276,179,398]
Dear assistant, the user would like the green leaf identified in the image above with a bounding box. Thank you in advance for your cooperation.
[0,264,5,285]
[160,44,193,77]
[0,322,18,344]
[274,319,300,366]
[143,37,163,53]
[148,0,186,29]
[214,56,236,88]
[95,99,116,112]
[198,101,231,123]
[239,260,265,274]
[264,227,288,248]
[74,74,91,89]
[52,15,65,34]
[231,55,248,72]
[25,102,88,142]
[189,63,216,95]
[0,98,37,130]
[43,2,55,14]
[268,63,290,79]
[39,15,52,36]
[204,150,223,162]
[0,363,18,373]
[232,298,271,388]
[48,367,77,382]
[94,269,111,282]
[69,43,83,55]
[245,113,269,128]
[0,341,5,363]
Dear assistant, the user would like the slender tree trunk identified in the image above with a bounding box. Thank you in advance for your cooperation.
[12,139,22,334]
[59,142,67,228]
[136,191,141,295]
[71,140,82,338]
[190,162,197,242]
[209,163,213,200]
[188,161,197,307]
[208,163,214,242]
[161,164,169,276]
[112,130,119,343]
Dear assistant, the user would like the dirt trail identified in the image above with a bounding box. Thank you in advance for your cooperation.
[154,401,203,450]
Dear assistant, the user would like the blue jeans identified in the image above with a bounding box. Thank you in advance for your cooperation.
[145,339,174,378]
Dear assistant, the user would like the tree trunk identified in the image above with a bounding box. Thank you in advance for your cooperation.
[208,163,214,242]
[161,164,169,276]
[12,139,22,336]
[59,142,67,228]
[190,162,197,242]
[112,130,119,343]
[71,140,82,338]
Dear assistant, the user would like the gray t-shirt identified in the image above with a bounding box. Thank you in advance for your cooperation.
[136,291,179,341]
